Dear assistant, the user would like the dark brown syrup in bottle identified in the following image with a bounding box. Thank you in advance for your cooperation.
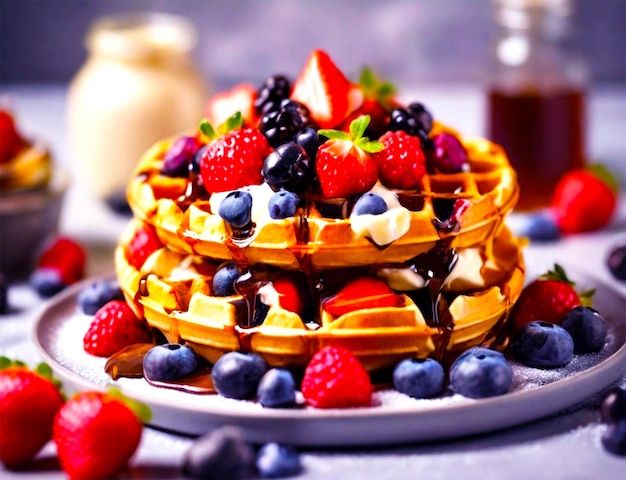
[488,88,586,210]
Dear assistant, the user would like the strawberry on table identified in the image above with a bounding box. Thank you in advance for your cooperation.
[0,359,64,469]
[291,49,363,129]
[301,346,372,408]
[315,115,383,199]
[550,165,619,234]
[510,264,593,331]
[83,300,152,357]
[53,389,150,479]
[199,114,271,193]
[372,130,427,190]
[323,276,404,317]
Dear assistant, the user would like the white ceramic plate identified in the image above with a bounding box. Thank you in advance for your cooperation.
[34,269,625,447]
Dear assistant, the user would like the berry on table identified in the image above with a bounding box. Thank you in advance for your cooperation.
[607,245,626,282]
[257,368,297,408]
[372,130,426,190]
[602,422,626,456]
[143,343,199,382]
[509,321,574,368]
[601,386,626,424]
[0,361,64,469]
[53,390,149,479]
[256,442,302,478]
[353,192,388,216]
[301,345,372,408]
[262,142,311,193]
[561,306,608,353]
[77,279,124,315]
[30,236,86,296]
[83,300,152,357]
[449,347,513,399]
[182,426,256,480]
[268,191,300,219]
[218,190,254,229]
[211,352,268,400]
[212,262,240,296]
[515,210,561,242]
[29,267,67,298]
[392,358,445,399]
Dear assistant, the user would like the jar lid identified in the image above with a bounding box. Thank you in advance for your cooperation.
[86,12,198,60]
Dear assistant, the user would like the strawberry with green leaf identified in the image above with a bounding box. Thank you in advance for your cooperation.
[316,115,383,199]
[0,359,64,469]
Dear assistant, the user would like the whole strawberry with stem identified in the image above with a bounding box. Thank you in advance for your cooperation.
[0,359,64,469]
[53,388,150,479]
[83,300,152,357]
[550,165,619,234]
[510,264,593,331]
[316,115,383,199]
[199,113,271,193]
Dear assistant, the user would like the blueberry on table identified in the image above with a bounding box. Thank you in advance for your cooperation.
[183,426,256,479]
[29,267,66,298]
[218,190,253,229]
[602,421,626,456]
[211,352,268,400]
[257,368,297,408]
[518,210,561,242]
[268,191,300,219]
[449,347,513,399]
[212,262,239,296]
[143,343,199,382]
[256,443,302,478]
[607,245,626,281]
[509,321,574,368]
[392,358,445,399]
[561,306,608,353]
[601,386,626,424]
[353,193,388,216]
[77,280,124,315]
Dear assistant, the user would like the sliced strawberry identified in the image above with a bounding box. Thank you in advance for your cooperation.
[291,49,363,129]
[315,115,383,199]
[205,83,258,128]
[324,277,403,317]
[272,276,304,317]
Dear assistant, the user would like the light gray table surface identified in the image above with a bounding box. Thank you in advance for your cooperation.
[1,85,625,479]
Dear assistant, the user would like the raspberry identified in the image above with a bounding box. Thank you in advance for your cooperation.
[127,225,162,270]
[301,346,372,408]
[83,300,152,357]
[372,131,426,190]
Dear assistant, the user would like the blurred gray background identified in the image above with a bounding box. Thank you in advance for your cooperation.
[1,0,625,91]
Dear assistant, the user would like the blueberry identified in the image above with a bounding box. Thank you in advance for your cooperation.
[183,426,256,479]
[218,190,253,228]
[77,280,124,315]
[212,262,239,296]
[211,352,268,399]
[161,136,201,177]
[191,144,208,174]
[449,347,513,399]
[267,191,299,219]
[602,421,626,456]
[143,343,199,382]
[607,245,626,282]
[29,267,66,298]
[561,306,608,353]
[601,387,626,424]
[257,368,297,408]
[353,193,388,216]
[262,142,311,193]
[519,211,561,242]
[256,443,301,478]
[509,321,574,368]
[392,358,445,399]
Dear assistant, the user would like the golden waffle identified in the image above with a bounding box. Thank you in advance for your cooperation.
[115,219,525,371]
[126,132,519,271]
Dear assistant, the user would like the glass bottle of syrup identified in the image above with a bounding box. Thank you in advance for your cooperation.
[487,0,588,211]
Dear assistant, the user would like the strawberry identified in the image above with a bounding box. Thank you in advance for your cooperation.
[205,83,258,128]
[510,264,593,331]
[53,389,150,479]
[315,115,383,199]
[272,275,304,317]
[127,224,162,270]
[550,166,618,234]
[0,109,24,164]
[199,115,271,193]
[0,360,64,469]
[83,300,152,357]
[301,346,372,408]
[37,236,86,286]
[291,49,363,129]
[372,130,426,190]
[324,276,403,317]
